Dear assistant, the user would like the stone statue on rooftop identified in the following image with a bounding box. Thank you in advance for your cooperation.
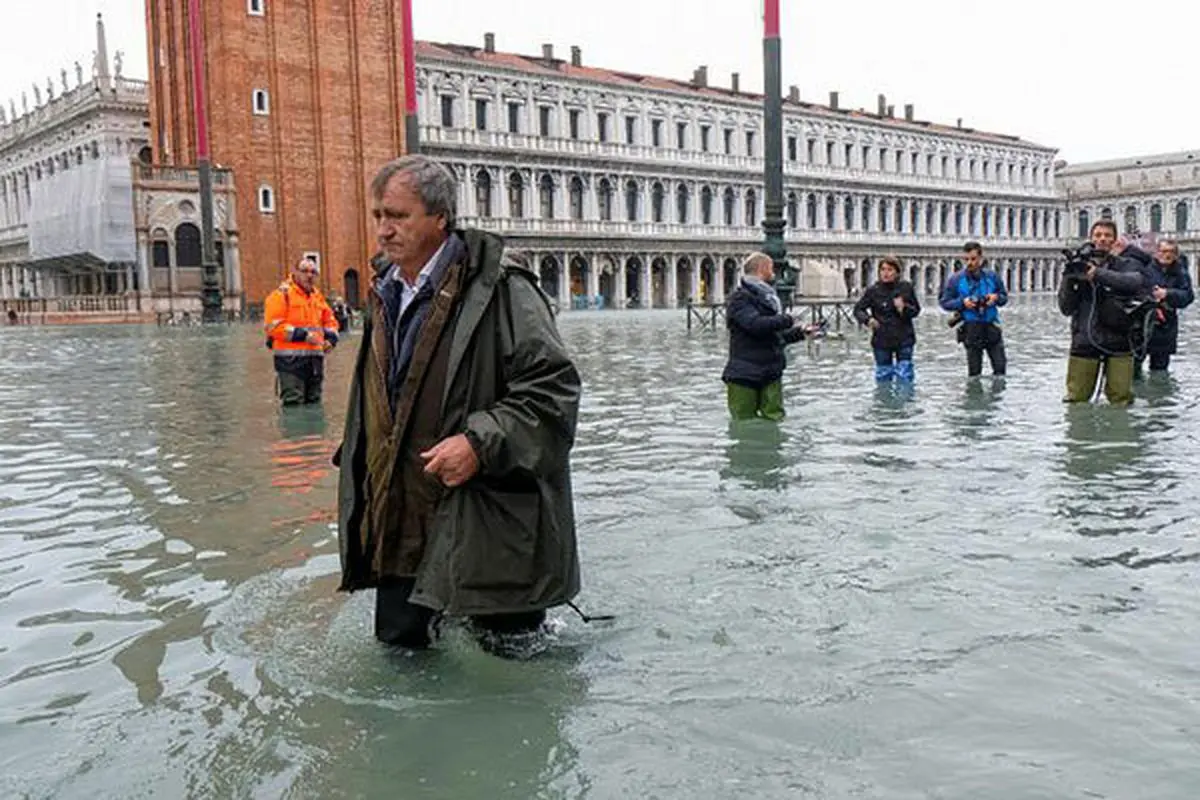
[113,51,123,79]
[31,84,40,107]
[61,69,69,94]
[75,61,83,87]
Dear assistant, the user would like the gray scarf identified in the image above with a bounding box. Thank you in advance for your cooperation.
[741,275,782,314]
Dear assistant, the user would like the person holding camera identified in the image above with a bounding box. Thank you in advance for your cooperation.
[722,252,821,420]
[1058,220,1147,405]
[939,241,1008,377]
[1134,238,1194,377]
[853,255,921,383]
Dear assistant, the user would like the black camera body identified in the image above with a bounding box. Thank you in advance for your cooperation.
[1062,241,1099,278]
[947,296,988,329]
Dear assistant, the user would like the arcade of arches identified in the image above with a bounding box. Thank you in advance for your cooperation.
[516,250,1065,310]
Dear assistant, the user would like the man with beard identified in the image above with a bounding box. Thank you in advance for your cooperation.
[940,241,1008,377]
[1058,220,1147,404]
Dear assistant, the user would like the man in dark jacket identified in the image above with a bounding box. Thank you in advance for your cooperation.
[334,155,582,656]
[721,252,816,420]
[1134,238,1194,377]
[940,241,1008,377]
[854,255,921,382]
[1058,220,1147,405]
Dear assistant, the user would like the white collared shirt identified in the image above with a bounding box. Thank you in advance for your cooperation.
[388,238,448,318]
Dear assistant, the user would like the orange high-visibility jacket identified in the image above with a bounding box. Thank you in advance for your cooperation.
[263,280,338,354]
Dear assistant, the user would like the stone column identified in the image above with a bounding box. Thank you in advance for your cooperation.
[590,257,602,306]
[666,255,678,309]
[713,259,726,304]
[641,254,653,308]
[615,259,627,310]
[559,251,572,309]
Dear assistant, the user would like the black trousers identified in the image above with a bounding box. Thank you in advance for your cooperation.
[375,577,546,649]
[1135,352,1171,376]
[274,355,324,405]
[962,322,1007,377]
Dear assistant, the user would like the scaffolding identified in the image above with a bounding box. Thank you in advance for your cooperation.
[26,155,136,267]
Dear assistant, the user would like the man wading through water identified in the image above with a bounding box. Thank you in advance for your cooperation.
[721,252,820,421]
[334,155,583,657]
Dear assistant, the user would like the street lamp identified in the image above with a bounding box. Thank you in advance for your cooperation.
[761,0,793,306]
[186,0,223,322]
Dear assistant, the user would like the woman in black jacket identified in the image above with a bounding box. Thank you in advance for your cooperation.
[853,255,921,382]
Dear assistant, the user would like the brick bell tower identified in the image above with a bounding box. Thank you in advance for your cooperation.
[144,0,415,307]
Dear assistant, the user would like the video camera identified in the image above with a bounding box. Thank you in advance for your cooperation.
[1061,241,1100,279]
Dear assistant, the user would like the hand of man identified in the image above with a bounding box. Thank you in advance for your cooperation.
[868,318,880,330]
[985,293,998,305]
[305,330,322,345]
[963,297,977,310]
[893,296,906,311]
[421,434,480,488]
[1085,264,1098,283]
[1153,286,1168,302]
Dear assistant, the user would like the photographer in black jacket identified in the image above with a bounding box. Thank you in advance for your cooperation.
[1058,220,1148,405]
[1133,238,1194,377]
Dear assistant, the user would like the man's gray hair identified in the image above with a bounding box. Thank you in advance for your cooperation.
[741,251,772,276]
[370,154,457,229]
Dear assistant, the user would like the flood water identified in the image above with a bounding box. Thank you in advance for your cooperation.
[2,296,1199,799]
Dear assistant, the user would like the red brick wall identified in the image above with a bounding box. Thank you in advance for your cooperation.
[145,0,411,305]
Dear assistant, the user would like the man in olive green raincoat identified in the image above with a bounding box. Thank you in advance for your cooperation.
[334,155,582,653]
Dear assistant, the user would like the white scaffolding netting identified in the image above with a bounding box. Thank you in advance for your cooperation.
[27,156,136,263]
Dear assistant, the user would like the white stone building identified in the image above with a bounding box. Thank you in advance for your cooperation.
[1058,151,1200,281]
[0,14,239,320]
[415,36,1066,310]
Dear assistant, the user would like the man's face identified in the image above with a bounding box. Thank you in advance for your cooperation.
[1091,225,1116,252]
[965,249,983,272]
[292,261,318,291]
[373,175,446,267]
[878,263,898,283]
[1157,243,1180,266]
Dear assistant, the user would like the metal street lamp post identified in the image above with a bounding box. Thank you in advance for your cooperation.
[186,0,223,322]
[761,0,794,306]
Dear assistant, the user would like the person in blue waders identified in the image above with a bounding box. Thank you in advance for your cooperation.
[853,255,921,383]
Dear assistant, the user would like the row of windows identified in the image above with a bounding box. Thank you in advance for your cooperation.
[1076,202,1191,238]
[469,170,1059,237]
[443,96,760,155]
[435,95,1048,185]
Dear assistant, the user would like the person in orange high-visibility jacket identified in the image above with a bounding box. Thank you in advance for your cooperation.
[264,257,340,406]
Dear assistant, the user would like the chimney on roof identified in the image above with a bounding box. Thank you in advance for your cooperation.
[731,72,740,93]
[542,43,554,61]
[692,65,708,88]
[829,91,839,110]
[788,85,799,102]
[570,46,582,67]
[877,93,886,116]
[483,32,495,53]
[904,103,914,121]
[956,118,963,128]
[886,104,894,118]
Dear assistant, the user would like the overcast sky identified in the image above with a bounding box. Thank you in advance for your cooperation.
[0,0,1191,164]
